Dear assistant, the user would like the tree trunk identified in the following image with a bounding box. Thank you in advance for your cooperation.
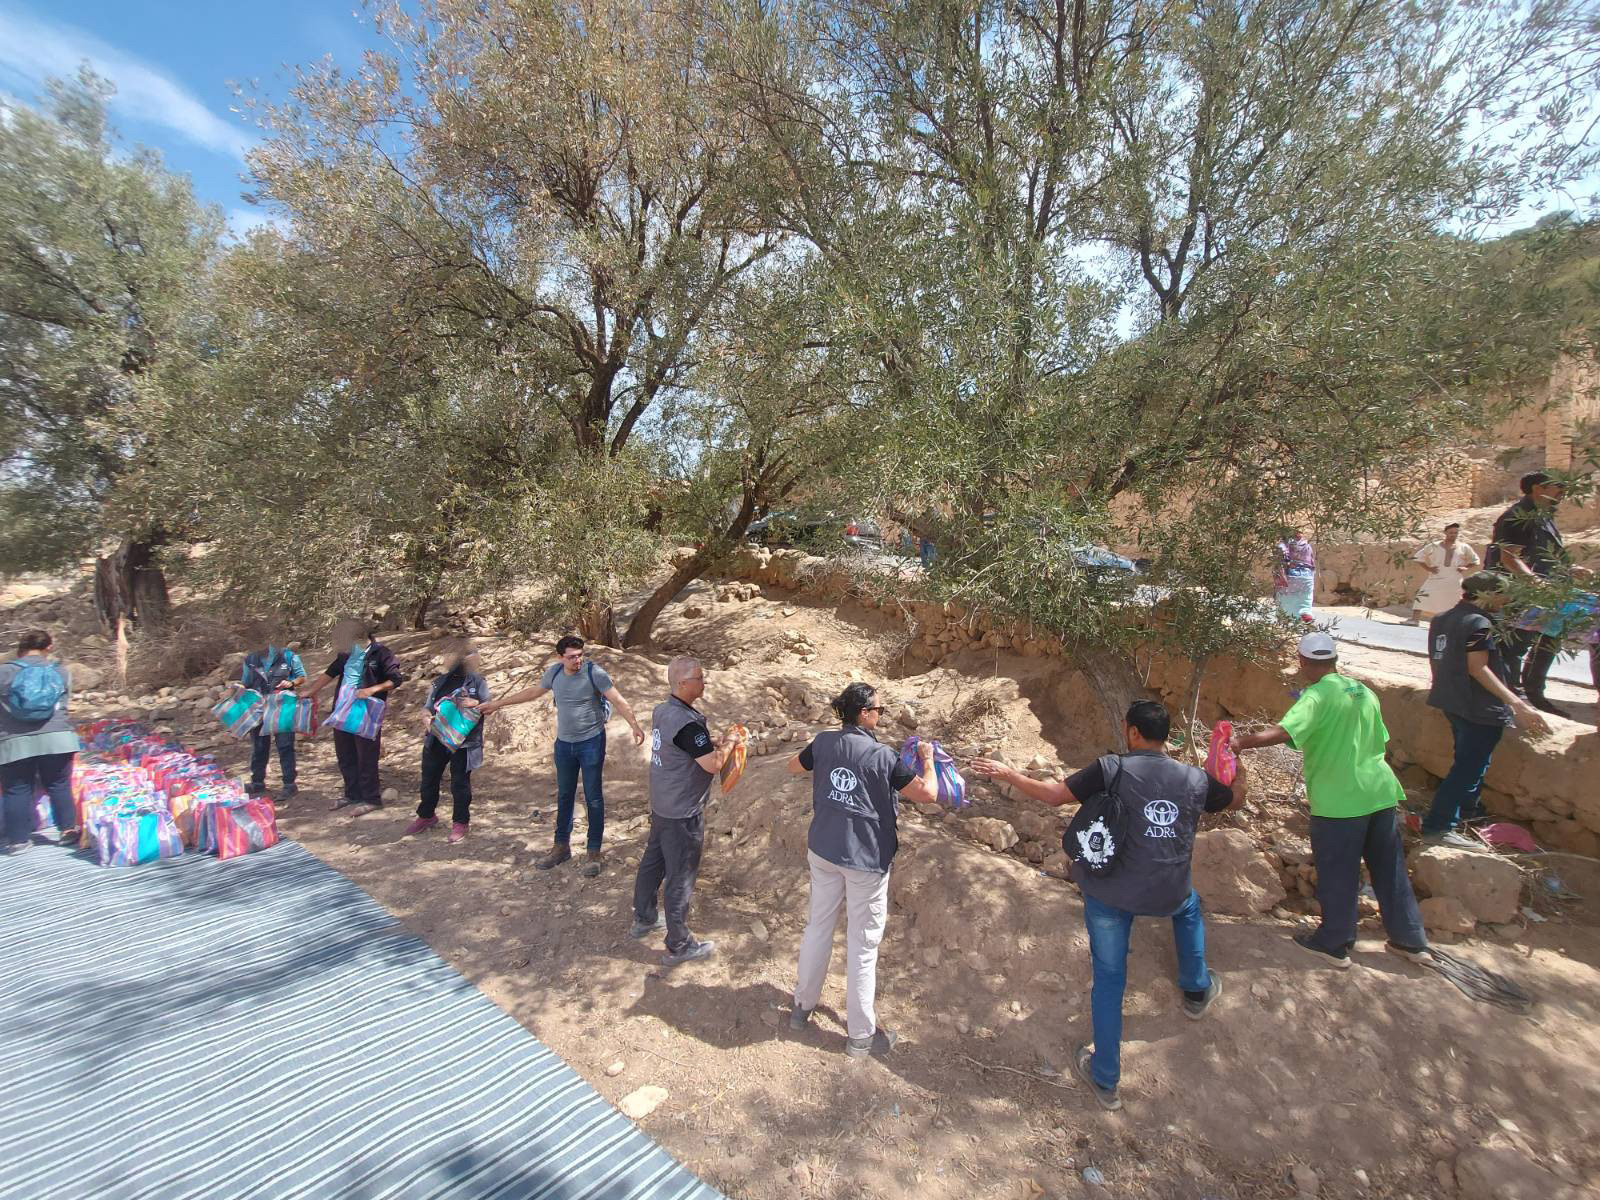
[623,549,713,649]
[578,603,620,647]
[409,593,433,631]
[94,537,169,634]
[623,489,763,649]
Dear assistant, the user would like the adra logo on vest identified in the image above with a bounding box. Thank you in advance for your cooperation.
[827,766,873,815]
[1144,798,1179,838]
[650,726,662,766]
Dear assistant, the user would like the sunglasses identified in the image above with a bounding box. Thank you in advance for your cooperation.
[863,705,887,714]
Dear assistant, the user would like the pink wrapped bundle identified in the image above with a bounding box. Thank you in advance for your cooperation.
[192,785,251,853]
[214,797,278,860]
[1205,721,1237,787]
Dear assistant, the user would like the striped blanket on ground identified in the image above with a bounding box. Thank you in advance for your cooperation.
[0,842,724,1200]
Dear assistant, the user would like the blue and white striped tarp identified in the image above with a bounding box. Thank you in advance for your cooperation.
[0,842,723,1200]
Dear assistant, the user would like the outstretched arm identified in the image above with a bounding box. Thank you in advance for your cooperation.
[970,758,1076,807]
[478,685,549,717]
[1231,725,1291,752]
[604,686,646,745]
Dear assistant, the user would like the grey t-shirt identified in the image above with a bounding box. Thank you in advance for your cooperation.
[541,661,613,743]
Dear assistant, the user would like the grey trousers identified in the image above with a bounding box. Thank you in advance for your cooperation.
[632,812,705,954]
[794,850,892,1041]
[1308,807,1427,952]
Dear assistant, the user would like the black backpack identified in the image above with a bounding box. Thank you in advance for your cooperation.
[1062,756,1129,878]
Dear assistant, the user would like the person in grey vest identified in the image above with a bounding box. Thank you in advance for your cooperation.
[973,701,1239,1111]
[628,657,745,966]
[787,682,938,1059]
[1421,572,1549,844]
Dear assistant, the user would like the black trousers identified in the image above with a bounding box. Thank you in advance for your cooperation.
[632,812,705,954]
[1505,628,1559,700]
[418,738,473,825]
[1308,807,1427,952]
[332,730,382,805]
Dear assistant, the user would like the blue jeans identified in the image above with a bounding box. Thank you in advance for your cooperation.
[553,732,606,851]
[1082,889,1210,1091]
[1422,715,1504,834]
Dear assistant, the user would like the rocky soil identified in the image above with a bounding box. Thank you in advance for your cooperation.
[6,571,1600,1200]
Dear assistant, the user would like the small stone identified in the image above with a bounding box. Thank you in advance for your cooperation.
[954,1015,971,1035]
[1289,1164,1320,1195]
[618,1085,669,1120]
[761,1010,781,1028]
[1008,1000,1022,1015]
[1353,1168,1369,1188]
[749,918,770,942]
[605,1060,625,1077]
[1251,981,1270,1002]
[1081,1166,1106,1187]
[1434,1160,1456,1192]
[381,787,400,803]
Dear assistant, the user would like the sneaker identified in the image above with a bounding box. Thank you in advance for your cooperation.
[535,844,572,870]
[281,785,299,800]
[246,782,265,797]
[58,827,81,848]
[1070,1043,1122,1111]
[403,817,439,837]
[629,914,666,940]
[845,1029,900,1060]
[1424,830,1479,850]
[581,850,603,878]
[448,823,469,844]
[1385,940,1430,964]
[331,797,361,812]
[1292,931,1351,969]
[662,939,716,967]
[0,841,28,856]
[1182,972,1222,1020]
[789,1004,814,1031]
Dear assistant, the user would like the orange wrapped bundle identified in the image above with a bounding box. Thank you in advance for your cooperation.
[720,724,748,792]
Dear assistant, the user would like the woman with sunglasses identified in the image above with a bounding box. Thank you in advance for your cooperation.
[786,682,937,1058]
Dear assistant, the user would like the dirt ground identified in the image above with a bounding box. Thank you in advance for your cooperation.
[8,575,1600,1200]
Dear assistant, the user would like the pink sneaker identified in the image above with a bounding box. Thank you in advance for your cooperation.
[448,822,469,844]
[403,817,439,837]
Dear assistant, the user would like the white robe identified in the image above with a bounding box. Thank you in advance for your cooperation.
[1413,540,1480,616]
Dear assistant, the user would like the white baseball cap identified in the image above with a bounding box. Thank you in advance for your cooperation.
[1297,631,1338,661]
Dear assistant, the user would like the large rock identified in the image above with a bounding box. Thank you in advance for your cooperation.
[66,662,103,692]
[1455,1140,1594,1200]
[1411,845,1523,925]
[1190,828,1287,915]
[1419,895,1475,935]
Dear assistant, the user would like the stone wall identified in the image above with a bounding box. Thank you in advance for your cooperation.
[724,544,1599,854]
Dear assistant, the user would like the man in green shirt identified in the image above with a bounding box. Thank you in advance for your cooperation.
[1233,632,1428,968]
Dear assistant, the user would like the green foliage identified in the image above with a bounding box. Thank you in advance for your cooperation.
[0,70,221,572]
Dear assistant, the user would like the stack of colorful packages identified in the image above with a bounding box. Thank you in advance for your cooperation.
[70,719,279,866]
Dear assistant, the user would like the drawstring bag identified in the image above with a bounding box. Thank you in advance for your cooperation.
[430,693,481,751]
[211,689,265,737]
[720,724,749,792]
[1205,720,1237,786]
[1062,756,1128,878]
[898,736,969,808]
[322,693,386,740]
[260,692,316,736]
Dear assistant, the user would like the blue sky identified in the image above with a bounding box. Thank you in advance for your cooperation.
[1,1,1593,242]
[0,0,379,234]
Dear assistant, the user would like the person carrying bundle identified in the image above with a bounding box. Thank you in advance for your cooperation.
[236,619,306,801]
[406,639,490,844]
[302,618,407,814]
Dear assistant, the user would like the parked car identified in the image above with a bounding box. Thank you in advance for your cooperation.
[746,510,883,551]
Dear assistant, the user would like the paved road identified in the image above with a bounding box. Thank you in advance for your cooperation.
[1326,612,1594,686]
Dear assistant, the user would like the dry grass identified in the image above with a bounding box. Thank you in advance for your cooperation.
[126,612,241,691]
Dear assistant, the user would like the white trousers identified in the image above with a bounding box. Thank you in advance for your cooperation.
[793,849,891,1041]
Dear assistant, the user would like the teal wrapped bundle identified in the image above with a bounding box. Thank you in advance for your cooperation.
[322,693,385,740]
[430,696,480,751]
[210,689,265,737]
[260,692,316,735]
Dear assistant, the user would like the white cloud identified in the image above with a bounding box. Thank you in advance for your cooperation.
[0,5,254,160]
[226,206,287,240]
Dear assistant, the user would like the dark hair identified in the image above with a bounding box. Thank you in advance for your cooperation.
[831,682,879,725]
[332,617,373,643]
[17,629,51,655]
[1443,522,1461,531]
[438,637,475,692]
[1125,700,1170,743]
[1520,471,1553,494]
[555,635,585,656]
